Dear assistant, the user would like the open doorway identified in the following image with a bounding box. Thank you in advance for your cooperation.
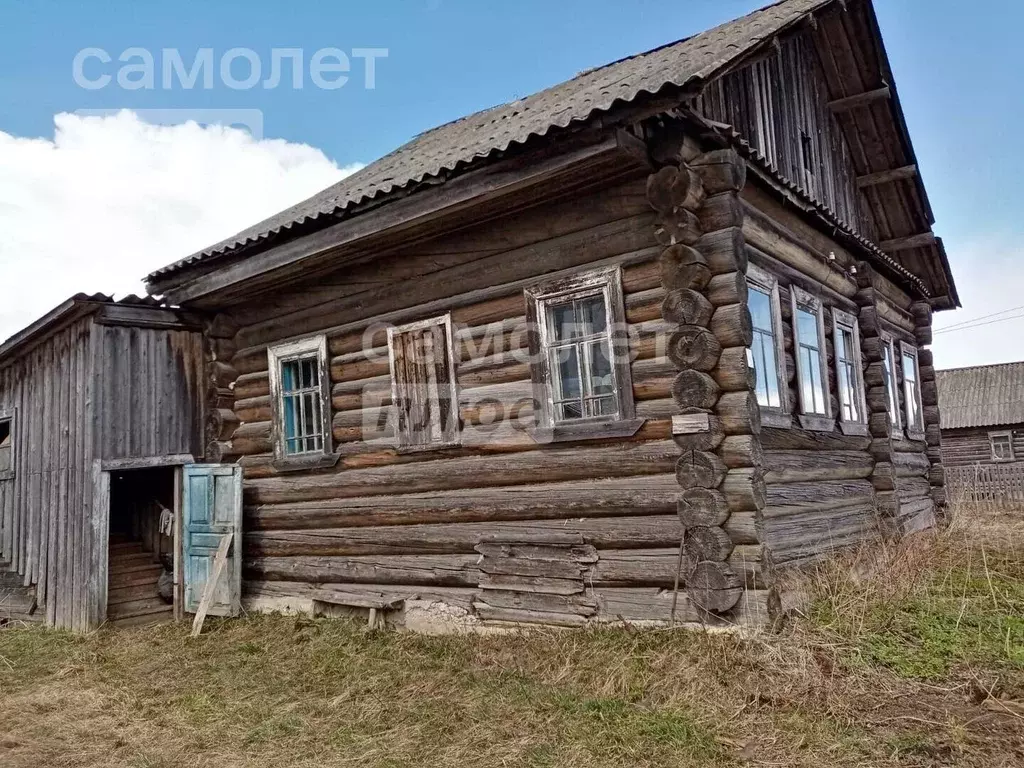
[106,466,177,627]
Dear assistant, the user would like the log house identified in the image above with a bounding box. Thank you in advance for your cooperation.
[0,0,959,631]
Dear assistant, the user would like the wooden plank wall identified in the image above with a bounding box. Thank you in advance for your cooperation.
[0,317,95,630]
[941,427,1024,469]
[694,29,872,242]
[222,174,765,627]
[92,325,205,461]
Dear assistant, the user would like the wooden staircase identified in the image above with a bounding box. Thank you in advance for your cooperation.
[107,537,173,627]
[0,560,42,626]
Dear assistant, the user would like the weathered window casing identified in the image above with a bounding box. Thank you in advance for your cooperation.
[989,431,1014,462]
[791,287,832,432]
[267,336,335,469]
[525,267,640,442]
[746,265,790,428]
[900,341,925,440]
[832,309,868,435]
[0,409,14,481]
[388,314,461,452]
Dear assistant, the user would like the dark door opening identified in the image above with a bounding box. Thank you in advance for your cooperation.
[107,466,176,627]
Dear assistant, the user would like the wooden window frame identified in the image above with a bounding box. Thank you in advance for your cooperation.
[0,408,15,482]
[746,265,791,429]
[524,266,642,443]
[267,335,337,471]
[880,333,903,437]
[387,313,461,453]
[900,341,925,440]
[832,308,869,436]
[791,287,833,432]
[989,431,1015,463]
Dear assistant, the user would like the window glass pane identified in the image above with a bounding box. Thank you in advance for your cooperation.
[749,287,773,332]
[796,307,819,347]
[751,331,781,409]
[587,340,614,397]
[559,401,584,420]
[883,344,899,421]
[590,396,617,417]
[903,353,918,384]
[553,346,581,401]
[836,327,849,359]
[580,296,607,336]
[281,360,299,394]
[550,302,578,342]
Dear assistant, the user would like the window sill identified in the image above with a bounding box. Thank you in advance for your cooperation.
[906,429,926,442]
[839,421,870,437]
[272,453,341,473]
[530,417,646,445]
[761,411,793,430]
[798,414,835,433]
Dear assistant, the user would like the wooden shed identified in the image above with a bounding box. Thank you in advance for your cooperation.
[0,295,207,630]
[937,363,1024,504]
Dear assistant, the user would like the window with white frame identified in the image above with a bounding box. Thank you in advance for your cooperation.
[388,314,460,450]
[268,336,332,462]
[0,411,13,480]
[881,334,902,433]
[747,267,786,414]
[525,267,635,431]
[900,342,925,436]
[791,288,831,426]
[990,431,1014,462]
[832,309,867,430]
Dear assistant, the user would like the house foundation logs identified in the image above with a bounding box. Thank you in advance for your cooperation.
[646,148,758,615]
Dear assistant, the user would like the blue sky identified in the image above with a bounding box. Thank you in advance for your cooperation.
[0,0,1021,367]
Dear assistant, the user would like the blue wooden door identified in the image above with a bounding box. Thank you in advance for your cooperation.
[182,464,243,616]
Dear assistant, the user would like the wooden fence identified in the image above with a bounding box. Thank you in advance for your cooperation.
[946,464,1024,509]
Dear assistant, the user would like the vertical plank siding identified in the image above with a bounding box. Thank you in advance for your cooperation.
[92,325,204,462]
[0,316,204,630]
[694,31,872,241]
[0,318,94,630]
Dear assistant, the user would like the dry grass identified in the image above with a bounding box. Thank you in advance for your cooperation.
[0,504,1021,767]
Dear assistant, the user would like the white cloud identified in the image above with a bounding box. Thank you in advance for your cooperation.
[0,110,360,342]
[931,233,1024,370]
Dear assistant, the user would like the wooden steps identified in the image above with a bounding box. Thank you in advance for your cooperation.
[106,539,172,628]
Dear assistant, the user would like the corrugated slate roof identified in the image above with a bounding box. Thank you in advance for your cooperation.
[936,362,1024,430]
[147,0,830,282]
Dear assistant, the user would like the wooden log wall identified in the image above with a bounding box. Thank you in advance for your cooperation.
[645,147,761,618]
[941,427,1024,469]
[0,316,95,631]
[220,174,773,627]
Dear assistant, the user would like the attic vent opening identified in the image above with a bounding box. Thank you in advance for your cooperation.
[800,131,814,175]
[0,416,12,476]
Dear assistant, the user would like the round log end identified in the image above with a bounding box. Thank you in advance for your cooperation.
[687,561,744,613]
[668,326,723,373]
[677,488,729,528]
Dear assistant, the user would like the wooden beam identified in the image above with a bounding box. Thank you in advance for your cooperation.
[828,86,891,112]
[190,534,232,637]
[856,165,918,188]
[878,232,937,252]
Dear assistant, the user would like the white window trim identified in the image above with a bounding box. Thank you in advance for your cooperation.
[900,340,925,439]
[989,430,1015,463]
[747,265,791,429]
[832,308,869,436]
[0,407,15,482]
[267,335,336,469]
[791,286,833,432]
[524,266,642,443]
[387,313,461,452]
[880,332,903,436]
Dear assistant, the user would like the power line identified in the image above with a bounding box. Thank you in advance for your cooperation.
[934,303,1024,333]
[934,312,1024,336]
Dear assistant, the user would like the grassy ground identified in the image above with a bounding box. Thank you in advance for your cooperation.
[0,506,1021,767]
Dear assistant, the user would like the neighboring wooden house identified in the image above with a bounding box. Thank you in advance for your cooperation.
[937,363,1024,504]
[2,0,958,631]
[0,295,212,630]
